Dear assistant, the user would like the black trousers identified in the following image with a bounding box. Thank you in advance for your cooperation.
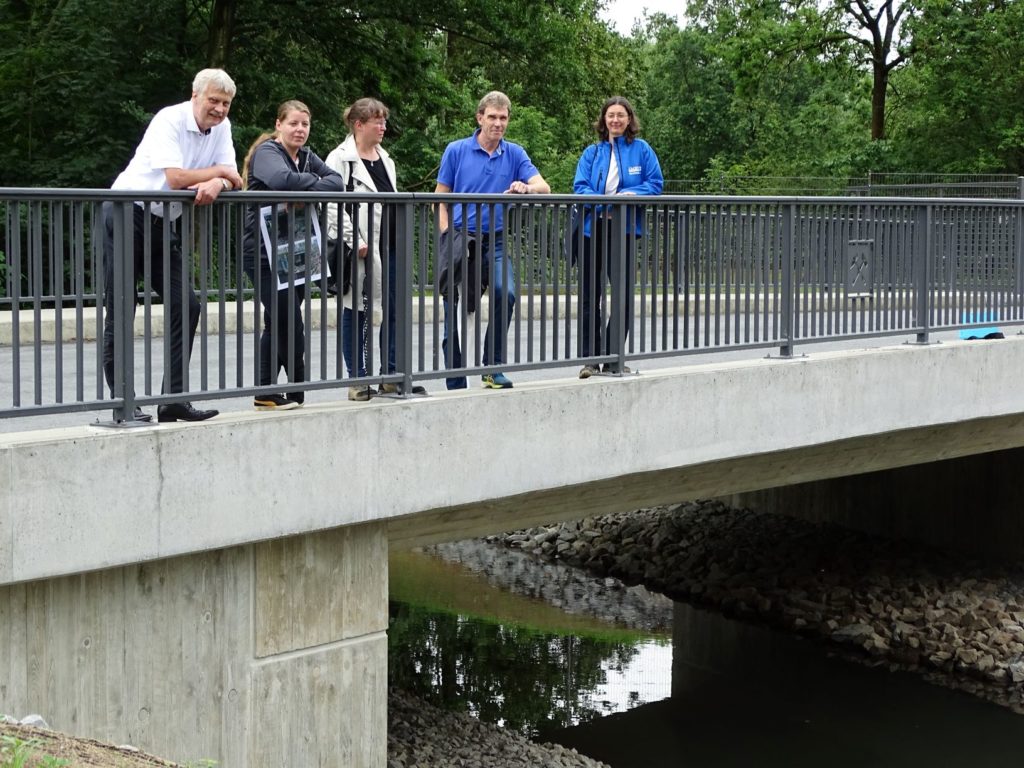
[579,216,637,359]
[245,261,306,389]
[102,202,200,395]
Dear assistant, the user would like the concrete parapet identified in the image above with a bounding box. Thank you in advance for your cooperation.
[5,338,1024,589]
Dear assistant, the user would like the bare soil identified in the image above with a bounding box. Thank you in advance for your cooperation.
[0,722,177,768]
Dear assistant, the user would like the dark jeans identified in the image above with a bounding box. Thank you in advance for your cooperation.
[102,202,200,395]
[441,232,515,389]
[579,217,637,360]
[245,261,306,390]
[343,306,369,378]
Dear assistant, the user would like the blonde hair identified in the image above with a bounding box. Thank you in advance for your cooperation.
[242,100,311,188]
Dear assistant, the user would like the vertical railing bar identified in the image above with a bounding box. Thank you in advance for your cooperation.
[31,202,43,404]
[395,200,415,394]
[52,202,65,404]
[75,201,87,403]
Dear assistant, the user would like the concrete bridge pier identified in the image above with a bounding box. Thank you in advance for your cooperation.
[0,522,388,766]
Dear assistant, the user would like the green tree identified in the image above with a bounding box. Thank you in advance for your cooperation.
[890,0,1024,173]
[1,0,638,192]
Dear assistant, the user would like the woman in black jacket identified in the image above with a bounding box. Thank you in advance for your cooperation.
[243,100,344,410]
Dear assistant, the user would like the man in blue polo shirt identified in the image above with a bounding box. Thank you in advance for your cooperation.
[435,91,550,389]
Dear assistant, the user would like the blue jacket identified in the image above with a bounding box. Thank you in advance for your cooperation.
[572,136,663,237]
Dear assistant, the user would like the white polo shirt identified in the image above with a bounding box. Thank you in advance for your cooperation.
[112,100,236,218]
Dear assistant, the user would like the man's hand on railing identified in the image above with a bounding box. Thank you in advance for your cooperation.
[189,169,243,205]
[190,177,230,205]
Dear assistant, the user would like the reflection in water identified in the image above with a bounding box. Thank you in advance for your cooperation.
[554,601,1024,767]
[390,604,669,738]
[389,548,672,739]
[391,546,1024,767]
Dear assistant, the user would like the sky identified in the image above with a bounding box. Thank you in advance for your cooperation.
[599,0,682,34]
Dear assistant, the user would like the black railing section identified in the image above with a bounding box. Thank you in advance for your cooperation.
[2,189,1022,422]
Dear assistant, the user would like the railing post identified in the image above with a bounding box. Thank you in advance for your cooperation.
[914,202,932,344]
[610,201,629,372]
[395,199,415,394]
[1016,191,1024,319]
[778,203,796,357]
[110,200,137,422]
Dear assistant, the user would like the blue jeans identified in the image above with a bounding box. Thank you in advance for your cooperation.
[442,233,516,389]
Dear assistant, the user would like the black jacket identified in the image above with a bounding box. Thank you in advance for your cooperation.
[242,139,344,271]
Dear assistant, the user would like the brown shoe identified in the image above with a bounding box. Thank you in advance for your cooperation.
[348,386,374,402]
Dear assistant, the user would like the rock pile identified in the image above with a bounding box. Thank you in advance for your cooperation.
[430,539,672,632]
[388,688,610,768]
[491,500,1024,711]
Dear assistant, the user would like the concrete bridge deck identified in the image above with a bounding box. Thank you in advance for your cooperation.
[5,336,1024,588]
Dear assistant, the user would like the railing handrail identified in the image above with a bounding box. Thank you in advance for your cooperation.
[3,187,1024,208]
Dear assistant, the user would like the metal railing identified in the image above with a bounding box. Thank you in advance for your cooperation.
[3,189,1023,422]
[666,174,1024,199]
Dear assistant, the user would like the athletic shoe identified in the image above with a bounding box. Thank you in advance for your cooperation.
[348,386,374,402]
[254,394,301,411]
[481,373,513,389]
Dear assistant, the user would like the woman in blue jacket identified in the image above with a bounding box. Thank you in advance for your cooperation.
[572,96,663,378]
[242,100,344,410]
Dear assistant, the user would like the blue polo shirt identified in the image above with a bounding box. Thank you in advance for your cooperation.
[437,130,540,234]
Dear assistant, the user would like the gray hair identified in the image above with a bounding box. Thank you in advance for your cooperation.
[476,91,511,115]
[192,68,237,98]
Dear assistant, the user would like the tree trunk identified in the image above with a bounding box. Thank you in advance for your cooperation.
[208,0,237,69]
[871,59,887,140]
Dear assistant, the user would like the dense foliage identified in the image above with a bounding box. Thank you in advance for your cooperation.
[2,0,1021,192]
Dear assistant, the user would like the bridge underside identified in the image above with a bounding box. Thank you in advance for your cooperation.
[389,411,1024,549]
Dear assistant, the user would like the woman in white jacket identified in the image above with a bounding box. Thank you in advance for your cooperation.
[326,98,423,400]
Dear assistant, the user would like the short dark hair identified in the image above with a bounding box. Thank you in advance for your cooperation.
[595,96,640,143]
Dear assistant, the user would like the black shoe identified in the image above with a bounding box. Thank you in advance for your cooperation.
[158,402,219,423]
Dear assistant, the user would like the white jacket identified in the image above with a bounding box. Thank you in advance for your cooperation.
[324,135,397,312]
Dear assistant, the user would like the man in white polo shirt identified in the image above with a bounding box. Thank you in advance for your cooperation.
[103,68,242,423]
